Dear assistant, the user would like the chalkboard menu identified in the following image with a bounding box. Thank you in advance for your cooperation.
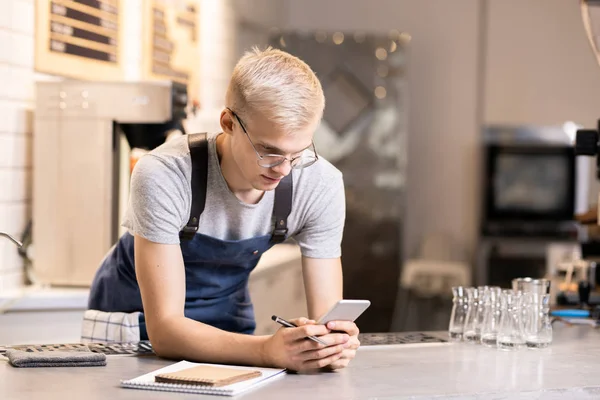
[142,0,199,102]
[35,0,124,80]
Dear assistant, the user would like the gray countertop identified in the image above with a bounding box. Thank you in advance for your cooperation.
[0,285,88,312]
[2,324,600,399]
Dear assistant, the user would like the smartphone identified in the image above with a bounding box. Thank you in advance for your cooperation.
[316,299,371,325]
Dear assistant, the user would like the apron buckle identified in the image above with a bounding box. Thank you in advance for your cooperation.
[179,226,198,240]
[271,228,288,244]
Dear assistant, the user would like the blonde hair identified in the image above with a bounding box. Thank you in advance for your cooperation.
[226,46,325,133]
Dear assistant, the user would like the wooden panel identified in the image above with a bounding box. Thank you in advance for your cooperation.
[32,116,114,286]
[142,0,200,102]
[58,119,114,285]
[32,116,62,285]
[35,0,124,80]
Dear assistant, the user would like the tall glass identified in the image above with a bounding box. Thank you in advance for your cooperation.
[464,287,481,343]
[497,290,525,350]
[480,286,501,347]
[523,292,552,348]
[448,286,469,341]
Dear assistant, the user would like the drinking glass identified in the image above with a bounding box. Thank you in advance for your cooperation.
[497,290,525,350]
[448,286,469,341]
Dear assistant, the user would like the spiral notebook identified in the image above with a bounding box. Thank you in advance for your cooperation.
[120,360,286,396]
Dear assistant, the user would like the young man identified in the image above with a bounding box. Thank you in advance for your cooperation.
[87,47,359,371]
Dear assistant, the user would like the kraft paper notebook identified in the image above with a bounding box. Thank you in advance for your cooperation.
[120,360,286,396]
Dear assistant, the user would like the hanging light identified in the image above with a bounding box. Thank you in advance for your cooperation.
[374,86,387,99]
[399,32,412,44]
[333,32,344,45]
[375,47,388,60]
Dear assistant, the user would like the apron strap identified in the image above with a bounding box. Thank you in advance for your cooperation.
[271,173,293,244]
[180,132,209,241]
[180,132,294,243]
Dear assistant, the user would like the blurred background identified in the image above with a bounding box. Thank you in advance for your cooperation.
[2,0,600,345]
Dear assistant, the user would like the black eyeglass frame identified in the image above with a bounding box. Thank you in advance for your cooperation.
[226,107,319,169]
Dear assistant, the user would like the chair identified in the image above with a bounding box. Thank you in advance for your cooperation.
[390,233,471,331]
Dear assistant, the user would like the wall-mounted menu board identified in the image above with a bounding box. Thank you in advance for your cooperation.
[35,0,124,80]
[142,0,199,102]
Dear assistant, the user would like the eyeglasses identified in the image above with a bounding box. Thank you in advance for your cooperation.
[226,107,319,170]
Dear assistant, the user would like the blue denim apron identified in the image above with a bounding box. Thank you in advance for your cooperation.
[88,133,293,340]
[88,230,275,338]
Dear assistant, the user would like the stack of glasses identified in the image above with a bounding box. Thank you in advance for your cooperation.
[448,278,552,350]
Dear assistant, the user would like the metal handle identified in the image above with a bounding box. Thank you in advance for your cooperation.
[0,232,23,248]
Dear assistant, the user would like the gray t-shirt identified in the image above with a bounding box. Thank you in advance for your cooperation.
[122,133,345,259]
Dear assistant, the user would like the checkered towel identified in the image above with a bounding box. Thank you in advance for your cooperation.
[81,310,141,343]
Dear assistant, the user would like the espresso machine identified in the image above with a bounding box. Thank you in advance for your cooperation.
[32,80,188,286]
[571,126,600,306]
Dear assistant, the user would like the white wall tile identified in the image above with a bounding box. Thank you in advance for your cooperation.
[0,65,35,101]
[0,31,9,64]
[8,32,34,68]
[0,63,8,94]
[0,0,30,286]
[0,239,24,272]
[11,0,34,36]
[0,133,32,167]
[0,268,24,291]
[7,66,34,101]
[0,32,33,68]
[0,99,33,134]
[0,0,12,30]
[0,168,31,201]
[0,201,29,236]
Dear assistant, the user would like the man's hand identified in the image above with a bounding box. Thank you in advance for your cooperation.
[321,320,360,371]
[261,318,350,372]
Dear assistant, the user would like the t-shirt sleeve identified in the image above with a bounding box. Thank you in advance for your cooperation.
[293,174,346,259]
[121,154,190,244]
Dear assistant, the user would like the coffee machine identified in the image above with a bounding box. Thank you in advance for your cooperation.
[32,80,188,286]
[537,1,600,307]
[571,126,600,305]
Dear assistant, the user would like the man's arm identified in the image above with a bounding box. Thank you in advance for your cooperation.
[135,235,348,370]
[134,235,268,364]
[302,255,360,371]
[301,256,343,320]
